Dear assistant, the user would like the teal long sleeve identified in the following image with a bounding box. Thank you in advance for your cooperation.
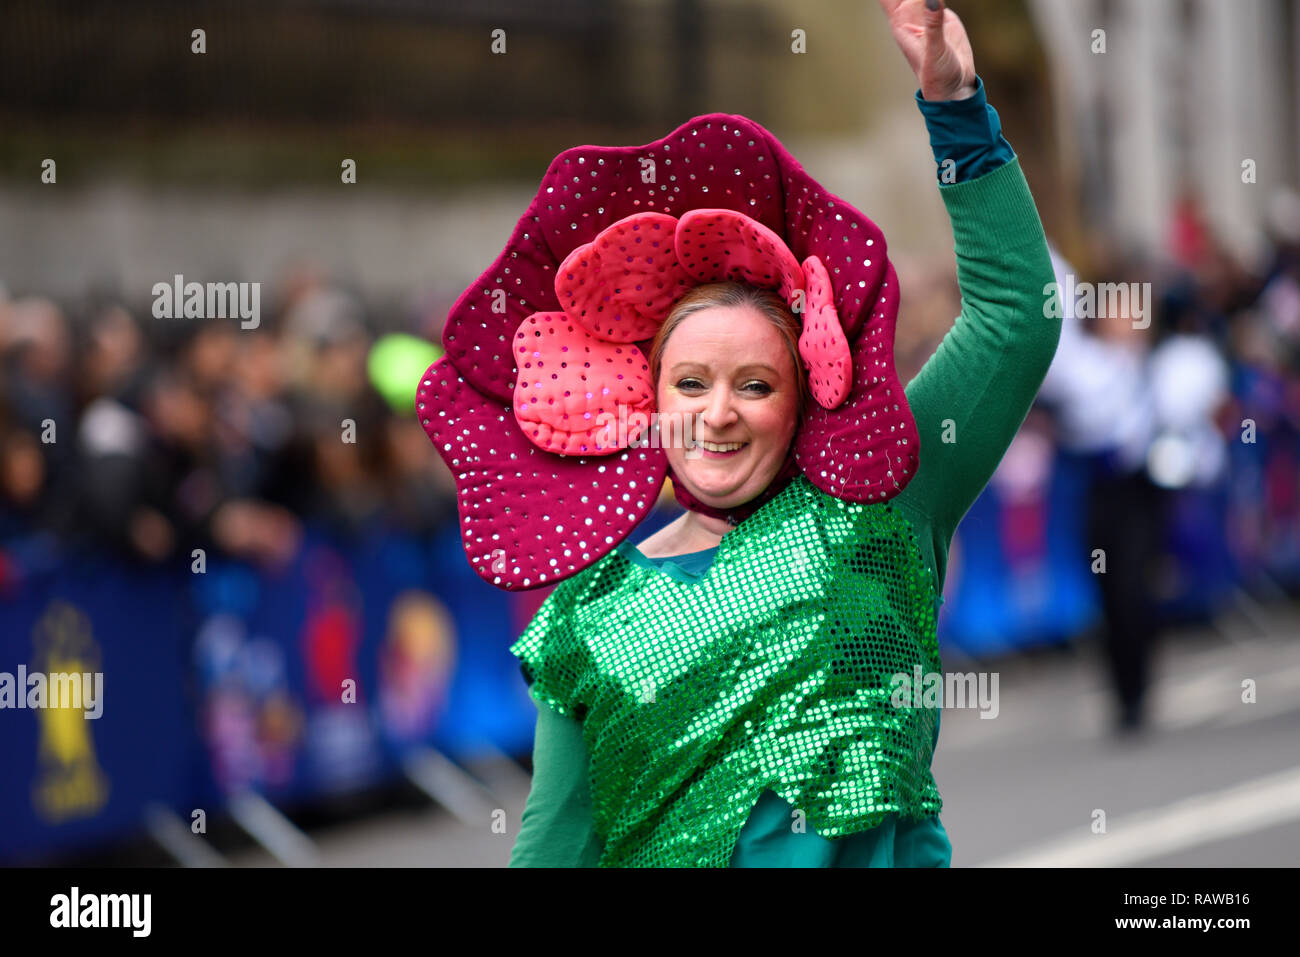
[509,146,1062,869]
[509,687,603,867]
[893,156,1063,594]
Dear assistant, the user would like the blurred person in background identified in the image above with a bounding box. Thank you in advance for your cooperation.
[78,303,147,405]
[379,414,458,536]
[276,261,369,402]
[1,297,77,482]
[76,361,213,563]
[218,327,298,507]
[1038,245,1168,736]
[267,264,391,541]
[1257,186,1300,366]
[1218,190,1300,593]
[0,404,51,539]
[0,297,83,581]
[291,393,386,541]
[0,385,70,594]
[72,345,300,567]
[1145,281,1232,496]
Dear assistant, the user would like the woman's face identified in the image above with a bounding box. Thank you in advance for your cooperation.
[656,303,801,509]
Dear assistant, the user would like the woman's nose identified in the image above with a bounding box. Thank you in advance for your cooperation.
[700,385,738,431]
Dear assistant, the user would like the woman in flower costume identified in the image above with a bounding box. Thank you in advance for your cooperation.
[416,0,1061,867]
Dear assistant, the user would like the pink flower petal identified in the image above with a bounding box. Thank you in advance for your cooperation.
[416,354,665,591]
[555,213,694,343]
[675,208,805,299]
[798,255,852,409]
[511,311,655,456]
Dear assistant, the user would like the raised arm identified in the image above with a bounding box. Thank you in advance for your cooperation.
[878,0,1062,543]
[899,160,1061,542]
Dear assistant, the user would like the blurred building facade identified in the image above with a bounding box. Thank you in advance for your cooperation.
[1029,0,1300,270]
[0,0,1002,308]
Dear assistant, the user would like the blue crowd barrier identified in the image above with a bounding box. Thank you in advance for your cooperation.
[0,519,537,862]
[0,553,198,862]
[939,448,1100,656]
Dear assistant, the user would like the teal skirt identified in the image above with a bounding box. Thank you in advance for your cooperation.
[729,789,952,867]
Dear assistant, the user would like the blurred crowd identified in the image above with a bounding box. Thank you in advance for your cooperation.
[1033,187,1300,579]
[0,267,459,584]
[5,187,1300,622]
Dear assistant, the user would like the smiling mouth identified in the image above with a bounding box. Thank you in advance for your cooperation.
[693,440,748,459]
[698,440,747,452]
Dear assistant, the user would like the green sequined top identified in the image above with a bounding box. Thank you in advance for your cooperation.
[624,541,954,868]
[509,154,1062,867]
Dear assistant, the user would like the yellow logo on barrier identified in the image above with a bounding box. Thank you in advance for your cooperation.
[31,601,109,822]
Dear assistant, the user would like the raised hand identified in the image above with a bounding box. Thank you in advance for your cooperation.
[876,0,977,102]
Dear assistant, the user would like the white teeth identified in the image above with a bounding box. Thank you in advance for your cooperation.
[699,441,745,452]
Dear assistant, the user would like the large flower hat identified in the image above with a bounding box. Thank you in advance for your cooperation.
[416,113,919,591]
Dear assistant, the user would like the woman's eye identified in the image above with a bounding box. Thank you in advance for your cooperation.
[674,378,769,395]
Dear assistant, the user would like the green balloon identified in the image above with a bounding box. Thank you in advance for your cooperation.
[368,333,444,415]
